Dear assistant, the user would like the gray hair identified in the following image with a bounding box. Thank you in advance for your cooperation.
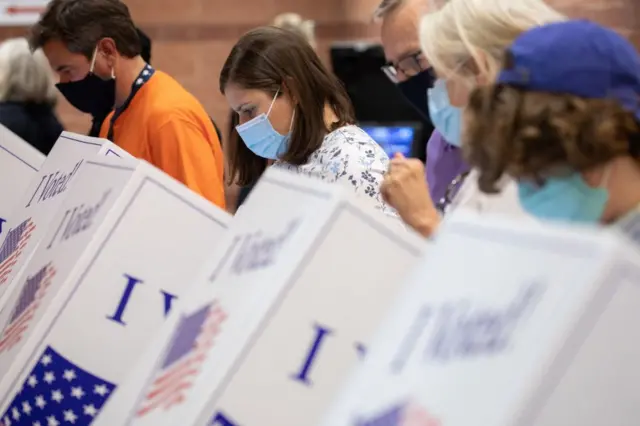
[272,13,317,49]
[0,37,57,105]
[372,0,405,21]
[373,0,444,22]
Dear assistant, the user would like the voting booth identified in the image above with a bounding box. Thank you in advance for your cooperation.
[321,212,640,426]
[0,157,231,425]
[0,132,128,311]
[92,167,426,426]
[0,124,45,238]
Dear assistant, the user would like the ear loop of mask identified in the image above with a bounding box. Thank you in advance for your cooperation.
[289,109,295,133]
[90,46,115,78]
[266,88,279,117]
[267,87,295,135]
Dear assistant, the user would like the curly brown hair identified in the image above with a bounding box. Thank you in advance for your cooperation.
[462,84,640,194]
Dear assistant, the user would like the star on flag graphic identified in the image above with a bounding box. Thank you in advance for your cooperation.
[1,346,115,426]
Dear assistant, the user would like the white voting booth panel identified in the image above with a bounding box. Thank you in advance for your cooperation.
[0,132,125,312]
[93,167,427,426]
[320,212,640,426]
[0,123,45,238]
[97,140,134,159]
[93,167,361,426]
[0,156,230,425]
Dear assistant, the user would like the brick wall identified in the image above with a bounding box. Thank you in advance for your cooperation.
[0,0,636,136]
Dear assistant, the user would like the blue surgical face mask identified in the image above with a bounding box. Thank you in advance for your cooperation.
[236,89,293,160]
[517,171,610,223]
[427,79,463,147]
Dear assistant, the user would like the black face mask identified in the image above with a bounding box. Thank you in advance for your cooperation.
[396,69,436,121]
[56,72,115,119]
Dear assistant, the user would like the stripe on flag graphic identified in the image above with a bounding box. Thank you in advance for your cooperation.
[355,400,441,426]
[0,263,56,353]
[0,219,36,286]
[1,346,115,426]
[136,301,227,417]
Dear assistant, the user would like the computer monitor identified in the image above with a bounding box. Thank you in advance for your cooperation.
[330,42,433,162]
[360,122,423,158]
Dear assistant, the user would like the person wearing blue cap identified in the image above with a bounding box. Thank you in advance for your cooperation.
[463,20,640,232]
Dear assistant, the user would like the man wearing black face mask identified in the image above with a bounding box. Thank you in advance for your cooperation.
[30,0,225,208]
[86,27,151,138]
[373,0,469,208]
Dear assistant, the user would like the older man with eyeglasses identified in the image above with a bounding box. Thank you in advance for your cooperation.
[374,0,469,213]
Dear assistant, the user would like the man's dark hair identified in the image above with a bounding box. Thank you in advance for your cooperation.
[136,27,151,63]
[220,26,356,186]
[29,0,141,59]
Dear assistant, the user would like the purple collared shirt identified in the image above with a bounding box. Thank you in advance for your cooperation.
[425,130,470,203]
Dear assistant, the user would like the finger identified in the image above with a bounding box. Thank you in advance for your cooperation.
[406,159,425,170]
[393,152,406,160]
[390,157,410,168]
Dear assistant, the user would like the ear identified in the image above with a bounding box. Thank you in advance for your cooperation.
[471,50,497,85]
[97,37,118,63]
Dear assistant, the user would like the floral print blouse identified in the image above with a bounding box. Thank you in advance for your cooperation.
[272,125,392,213]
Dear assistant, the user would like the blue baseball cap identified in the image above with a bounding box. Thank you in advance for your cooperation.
[497,20,640,121]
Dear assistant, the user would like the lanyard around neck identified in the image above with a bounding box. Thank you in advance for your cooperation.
[107,64,155,142]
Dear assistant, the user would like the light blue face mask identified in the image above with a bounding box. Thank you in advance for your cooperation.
[236,89,293,160]
[428,79,463,147]
[517,172,610,223]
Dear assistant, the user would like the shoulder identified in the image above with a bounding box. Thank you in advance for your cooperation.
[319,125,389,163]
[145,72,210,126]
[0,103,27,126]
[452,170,530,217]
[324,124,380,148]
[274,125,394,213]
[278,125,389,177]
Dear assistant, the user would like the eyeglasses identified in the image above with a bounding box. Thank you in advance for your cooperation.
[436,171,471,214]
[381,51,429,83]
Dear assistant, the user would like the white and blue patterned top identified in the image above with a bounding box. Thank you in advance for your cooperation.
[272,125,392,214]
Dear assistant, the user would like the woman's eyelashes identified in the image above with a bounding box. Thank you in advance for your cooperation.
[240,106,256,121]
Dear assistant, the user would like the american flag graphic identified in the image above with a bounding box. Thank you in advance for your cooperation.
[354,400,441,426]
[0,219,36,286]
[135,301,227,417]
[0,263,55,354]
[1,346,115,426]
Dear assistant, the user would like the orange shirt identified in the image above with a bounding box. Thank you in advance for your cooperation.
[100,71,225,209]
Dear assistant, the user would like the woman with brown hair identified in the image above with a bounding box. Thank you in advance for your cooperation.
[226,13,317,211]
[463,20,640,230]
[221,26,391,212]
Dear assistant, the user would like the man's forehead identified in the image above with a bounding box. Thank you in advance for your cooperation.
[42,40,88,69]
[380,6,423,63]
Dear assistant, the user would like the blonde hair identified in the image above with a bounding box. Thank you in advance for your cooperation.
[0,37,57,105]
[272,13,317,49]
[419,0,565,84]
